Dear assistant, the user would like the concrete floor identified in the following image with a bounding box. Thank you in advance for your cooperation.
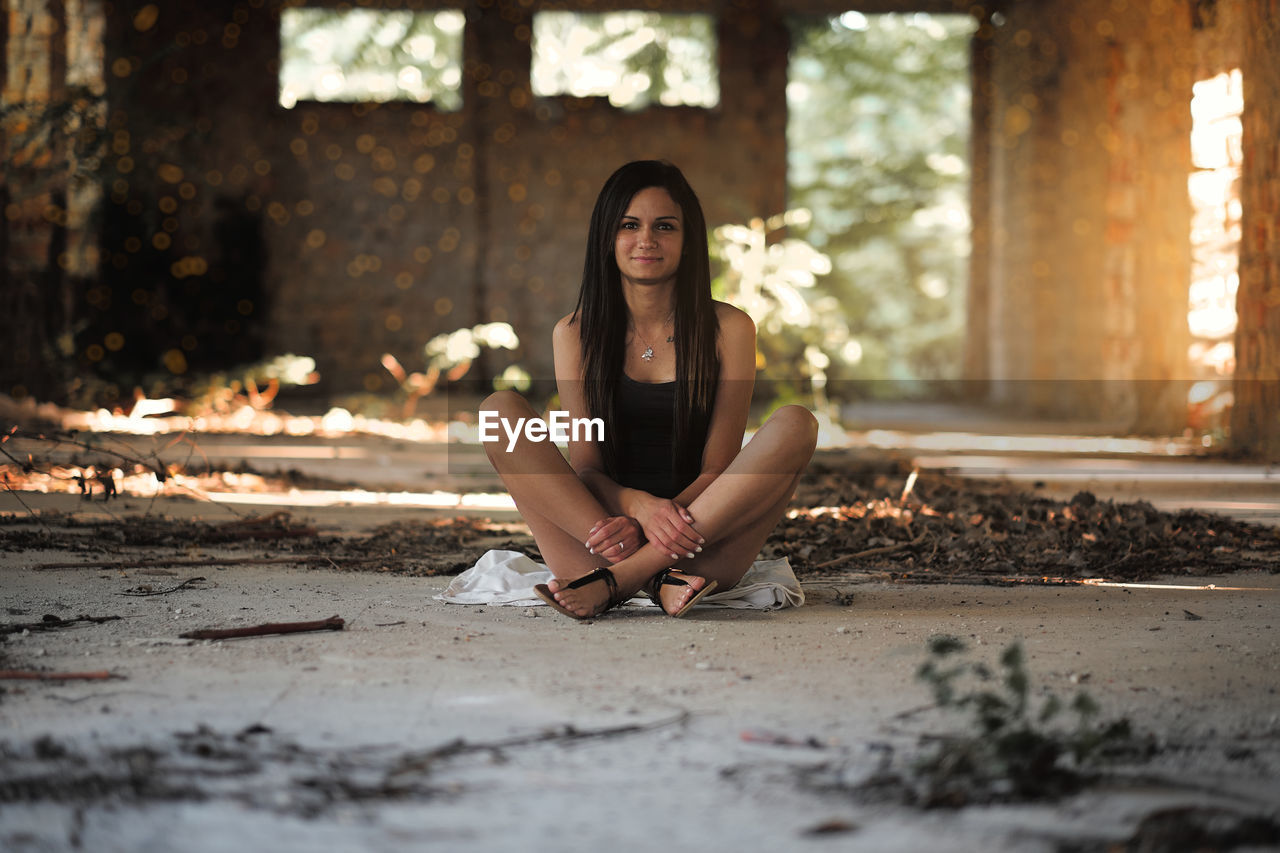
[2,414,1278,851]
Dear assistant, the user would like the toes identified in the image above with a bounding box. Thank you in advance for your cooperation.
[552,588,603,618]
[662,580,698,612]
[659,572,713,614]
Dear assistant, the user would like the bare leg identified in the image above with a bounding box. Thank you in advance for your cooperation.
[548,405,818,617]
[665,405,818,589]
[481,391,696,616]
[479,390,610,581]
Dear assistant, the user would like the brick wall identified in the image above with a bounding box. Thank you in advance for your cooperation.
[979,0,1193,431]
[7,0,1279,449]
[87,0,790,398]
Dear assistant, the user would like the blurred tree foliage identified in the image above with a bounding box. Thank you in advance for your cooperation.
[279,9,465,109]
[711,210,844,418]
[531,11,718,109]
[787,12,977,395]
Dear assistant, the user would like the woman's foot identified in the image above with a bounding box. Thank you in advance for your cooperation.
[539,568,621,619]
[649,569,717,617]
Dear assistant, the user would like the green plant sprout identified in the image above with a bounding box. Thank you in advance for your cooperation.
[912,635,1134,806]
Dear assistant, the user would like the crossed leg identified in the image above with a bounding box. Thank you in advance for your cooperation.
[479,391,614,583]
[481,390,818,617]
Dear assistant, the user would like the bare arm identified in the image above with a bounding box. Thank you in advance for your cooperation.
[555,304,758,562]
[622,303,756,559]
[552,315,646,561]
[671,303,756,506]
[552,315,634,516]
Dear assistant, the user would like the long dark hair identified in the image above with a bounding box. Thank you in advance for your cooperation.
[570,160,719,488]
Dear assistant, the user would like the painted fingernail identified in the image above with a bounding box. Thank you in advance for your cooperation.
[695,546,703,553]
[588,547,594,554]
[670,553,680,560]
[698,538,706,544]
[686,552,695,559]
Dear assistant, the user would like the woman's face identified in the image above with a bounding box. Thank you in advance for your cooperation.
[614,186,683,289]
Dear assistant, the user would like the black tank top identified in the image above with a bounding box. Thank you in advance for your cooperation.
[614,374,686,498]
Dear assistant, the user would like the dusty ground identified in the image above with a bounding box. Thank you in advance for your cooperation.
[2,427,1279,852]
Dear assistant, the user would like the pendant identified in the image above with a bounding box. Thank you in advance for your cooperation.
[641,346,655,362]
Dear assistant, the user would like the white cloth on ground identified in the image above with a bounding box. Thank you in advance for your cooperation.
[436,549,804,610]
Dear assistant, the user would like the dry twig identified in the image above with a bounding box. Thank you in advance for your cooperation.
[118,577,208,596]
[387,710,690,778]
[0,614,123,635]
[0,670,119,681]
[814,530,930,570]
[210,511,317,540]
[35,554,396,572]
[179,615,345,641]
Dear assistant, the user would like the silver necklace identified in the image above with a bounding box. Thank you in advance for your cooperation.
[633,317,675,362]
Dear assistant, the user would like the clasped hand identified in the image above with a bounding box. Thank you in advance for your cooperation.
[585,494,704,563]
[585,515,643,563]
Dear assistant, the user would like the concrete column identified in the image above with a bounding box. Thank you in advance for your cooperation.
[964,8,994,388]
[982,0,1192,431]
[1232,0,1280,458]
[1,0,70,400]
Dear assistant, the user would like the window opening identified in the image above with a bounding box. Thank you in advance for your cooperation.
[1187,68,1242,381]
[279,8,464,109]
[786,12,977,389]
[531,11,718,109]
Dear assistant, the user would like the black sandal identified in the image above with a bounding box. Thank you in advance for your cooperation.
[648,568,718,618]
[534,567,621,619]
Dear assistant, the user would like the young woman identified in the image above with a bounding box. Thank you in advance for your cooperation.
[481,160,817,619]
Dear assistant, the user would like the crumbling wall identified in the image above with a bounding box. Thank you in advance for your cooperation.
[7,0,1278,452]
[979,0,1193,432]
[91,0,789,398]
[2,0,105,400]
[1233,0,1280,457]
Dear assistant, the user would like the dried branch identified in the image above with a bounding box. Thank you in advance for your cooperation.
[814,530,930,570]
[17,429,169,481]
[118,577,207,596]
[179,615,344,641]
[35,554,397,572]
[2,472,52,532]
[387,709,690,779]
[0,614,122,635]
[211,511,317,539]
[4,428,250,518]
[0,670,119,681]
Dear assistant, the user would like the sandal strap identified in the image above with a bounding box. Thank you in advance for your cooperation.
[656,568,690,589]
[647,568,690,614]
[565,567,620,609]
